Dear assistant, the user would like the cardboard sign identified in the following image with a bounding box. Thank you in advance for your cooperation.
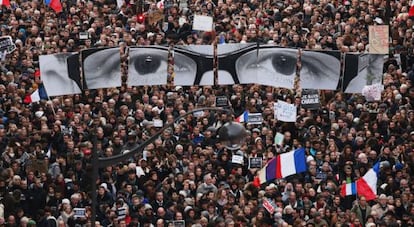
[193,15,213,31]
[369,25,389,54]
[215,96,228,107]
[248,113,263,125]
[301,89,320,110]
[249,157,263,169]
[74,208,86,219]
[148,10,164,25]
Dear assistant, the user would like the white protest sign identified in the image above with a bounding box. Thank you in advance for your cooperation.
[362,83,383,101]
[193,15,213,31]
[274,100,297,122]
[153,119,163,127]
[232,155,244,164]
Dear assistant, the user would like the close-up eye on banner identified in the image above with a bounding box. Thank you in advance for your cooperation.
[343,53,385,93]
[81,47,122,89]
[299,50,341,90]
[127,46,169,86]
[217,44,298,88]
[231,45,299,88]
[39,53,82,96]
[256,45,298,89]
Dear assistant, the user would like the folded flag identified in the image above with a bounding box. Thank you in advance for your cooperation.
[24,85,48,104]
[340,162,380,201]
[255,148,307,185]
[0,0,10,7]
[45,0,62,13]
[235,111,248,123]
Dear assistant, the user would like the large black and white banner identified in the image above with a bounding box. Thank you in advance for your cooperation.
[81,47,122,89]
[39,53,82,96]
[37,44,386,96]
[173,45,214,86]
[343,53,384,93]
[128,46,168,86]
[300,50,341,90]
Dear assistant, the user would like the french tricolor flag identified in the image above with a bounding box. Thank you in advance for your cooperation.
[254,148,307,186]
[340,162,380,201]
[341,182,357,197]
[45,0,62,13]
[235,111,248,123]
[24,85,48,104]
[0,0,10,7]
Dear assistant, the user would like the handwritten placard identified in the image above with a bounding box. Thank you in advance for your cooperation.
[232,155,244,164]
[362,83,383,101]
[369,25,389,54]
[274,100,297,122]
[193,15,213,31]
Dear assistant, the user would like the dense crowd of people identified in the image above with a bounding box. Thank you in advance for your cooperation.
[0,0,414,226]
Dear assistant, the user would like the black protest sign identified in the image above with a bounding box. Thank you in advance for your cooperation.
[249,157,263,168]
[216,96,229,107]
[301,89,320,109]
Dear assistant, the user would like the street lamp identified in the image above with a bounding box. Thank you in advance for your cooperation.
[90,107,247,226]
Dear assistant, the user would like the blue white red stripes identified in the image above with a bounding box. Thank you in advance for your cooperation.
[235,111,248,123]
[341,182,357,196]
[256,148,307,185]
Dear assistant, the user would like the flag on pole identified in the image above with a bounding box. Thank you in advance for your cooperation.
[24,84,48,104]
[45,0,62,13]
[235,111,248,123]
